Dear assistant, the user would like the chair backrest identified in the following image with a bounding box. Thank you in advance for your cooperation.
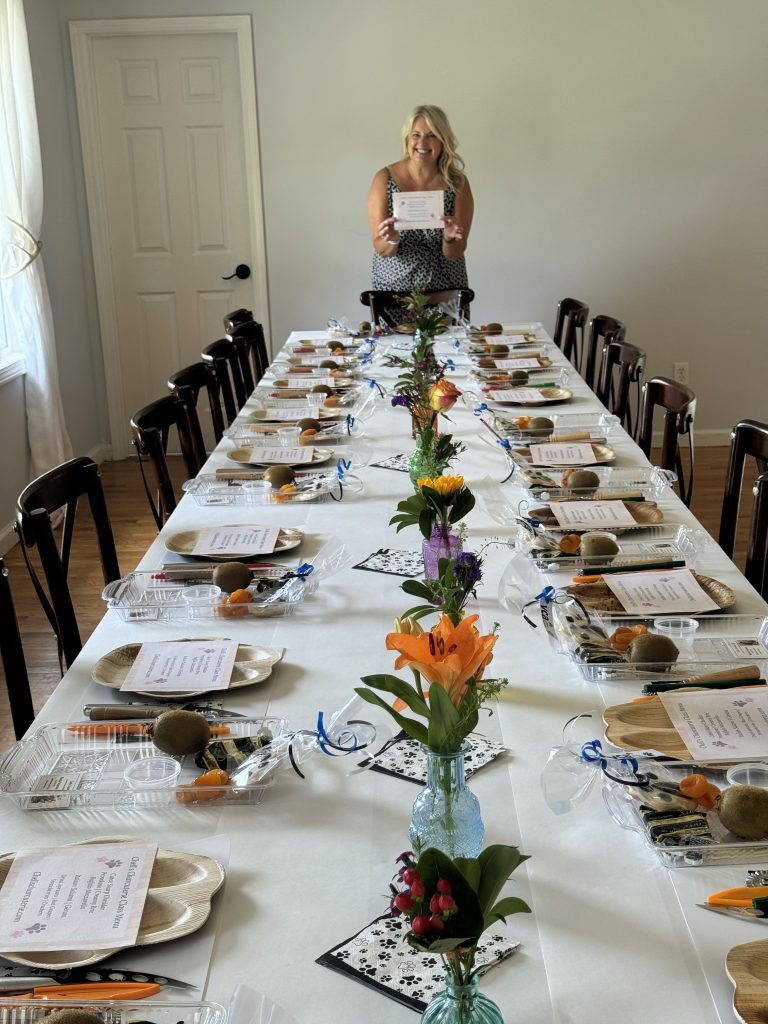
[0,558,35,739]
[223,307,254,335]
[583,314,626,391]
[595,339,646,436]
[718,419,768,558]
[15,456,120,670]
[552,297,589,367]
[360,288,474,329]
[745,472,768,599]
[636,375,697,506]
[230,320,269,385]
[167,361,225,457]
[201,338,246,422]
[130,395,203,530]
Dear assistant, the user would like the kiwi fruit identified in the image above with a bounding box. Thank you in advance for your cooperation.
[564,469,600,493]
[319,359,339,370]
[490,344,509,356]
[510,370,529,384]
[358,320,372,334]
[43,1012,104,1024]
[149,709,211,756]
[528,416,554,435]
[580,534,619,559]
[297,417,322,432]
[717,785,768,839]
[483,322,503,334]
[212,561,252,593]
[263,465,296,487]
[627,633,680,667]
[311,384,333,395]
[328,341,345,353]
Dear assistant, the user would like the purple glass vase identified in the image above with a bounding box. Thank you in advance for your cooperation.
[422,529,462,579]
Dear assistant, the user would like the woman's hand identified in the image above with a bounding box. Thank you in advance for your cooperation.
[442,216,464,243]
[376,217,401,246]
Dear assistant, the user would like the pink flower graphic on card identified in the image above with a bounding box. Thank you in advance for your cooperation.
[96,855,123,868]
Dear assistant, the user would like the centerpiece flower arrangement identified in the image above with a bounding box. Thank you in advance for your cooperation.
[390,845,530,1023]
[391,474,476,578]
[400,551,484,625]
[356,614,506,856]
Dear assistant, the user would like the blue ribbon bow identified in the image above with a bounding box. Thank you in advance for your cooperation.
[473,403,488,416]
[337,457,352,480]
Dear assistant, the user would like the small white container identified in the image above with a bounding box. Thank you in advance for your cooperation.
[182,584,221,619]
[124,755,181,805]
[726,763,768,788]
[654,616,699,655]
[278,425,300,446]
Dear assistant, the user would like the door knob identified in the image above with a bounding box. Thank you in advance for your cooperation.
[222,264,251,281]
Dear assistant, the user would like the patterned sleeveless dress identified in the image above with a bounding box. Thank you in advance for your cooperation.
[371,170,468,318]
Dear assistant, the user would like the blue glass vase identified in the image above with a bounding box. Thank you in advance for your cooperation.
[421,975,504,1024]
[410,746,484,859]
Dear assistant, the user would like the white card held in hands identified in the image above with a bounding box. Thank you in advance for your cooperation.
[393,190,444,230]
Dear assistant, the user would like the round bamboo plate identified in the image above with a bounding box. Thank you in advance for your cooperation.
[0,839,225,969]
[568,571,736,613]
[165,526,304,559]
[492,386,573,406]
[726,941,768,1024]
[603,696,694,758]
[519,442,616,467]
[226,447,332,468]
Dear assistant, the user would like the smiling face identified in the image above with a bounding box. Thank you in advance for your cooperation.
[408,116,443,167]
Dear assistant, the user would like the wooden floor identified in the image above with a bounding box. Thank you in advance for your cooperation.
[0,448,758,751]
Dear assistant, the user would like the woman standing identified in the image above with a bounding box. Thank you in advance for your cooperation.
[367,105,473,318]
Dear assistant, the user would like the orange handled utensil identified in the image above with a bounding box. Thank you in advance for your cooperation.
[707,885,768,908]
[15,981,160,999]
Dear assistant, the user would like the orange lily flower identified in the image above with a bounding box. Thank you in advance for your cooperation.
[387,614,496,708]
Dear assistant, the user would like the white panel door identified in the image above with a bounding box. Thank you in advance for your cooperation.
[71,18,268,458]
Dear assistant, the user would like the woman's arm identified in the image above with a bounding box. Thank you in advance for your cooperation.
[442,177,474,260]
[368,168,401,256]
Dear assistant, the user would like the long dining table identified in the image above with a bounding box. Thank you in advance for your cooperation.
[1,321,766,1024]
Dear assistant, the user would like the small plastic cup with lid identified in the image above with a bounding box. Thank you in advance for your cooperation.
[181,584,221,620]
[726,763,768,788]
[278,426,300,447]
[306,393,324,416]
[653,616,699,655]
[124,755,181,805]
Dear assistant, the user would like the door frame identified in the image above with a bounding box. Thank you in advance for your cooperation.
[70,16,270,458]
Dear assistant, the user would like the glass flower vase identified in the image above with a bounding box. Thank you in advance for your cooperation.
[421,975,503,1024]
[410,746,484,859]
[422,528,462,579]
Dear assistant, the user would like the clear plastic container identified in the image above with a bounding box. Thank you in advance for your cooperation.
[726,763,768,787]
[0,1000,226,1024]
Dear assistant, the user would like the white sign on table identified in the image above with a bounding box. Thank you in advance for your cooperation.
[246,446,314,465]
[393,190,443,230]
[550,500,637,529]
[120,639,239,693]
[0,841,157,950]
[488,388,554,404]
[659,688,768,761]
[602,568,720,614]
[494,358,543,370]
[528,442,597,466]
[191,525,281,555]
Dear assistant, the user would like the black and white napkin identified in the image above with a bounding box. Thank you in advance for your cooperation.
[370,454,411,473]
[353,548,424,578]
[317,913,518,1013]
[363,734,507,785]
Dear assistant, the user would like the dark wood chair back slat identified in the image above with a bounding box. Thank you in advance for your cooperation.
[583,314,626,391]
[746,472,768,599]
[0,558,35,739]
[167,361,225,458]
[552,297,589,368]
[719,419,768,559]
[595,339,646,437]
[15,457,120,670]
[223,307,253,334]
[637,375,697,506]
[230,320,269,384]
[202,338,246,421]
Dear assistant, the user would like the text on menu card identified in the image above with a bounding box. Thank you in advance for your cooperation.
[659,689,768,761]
[528,442,597,466]
[602,568,720,614]
[247,446,315,465]
[493,358,543,370]
[392,190,444,231]
[192,525,281,555]
[550,500,638,529]
[120,639,239,693]
[487,388,554,404]
[0,841,157,951]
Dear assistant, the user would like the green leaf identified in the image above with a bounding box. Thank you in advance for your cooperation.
[418,507,435,539]
[416,848,484,944]
[448,490,476,523]
[426,683,461,751]
[483,896,531,929]
[476,845,530,917]
[401,580,435,600]
[453,857,482,893]
[400,603,439,621]
[358,675,428,716]
[353,688,428,744]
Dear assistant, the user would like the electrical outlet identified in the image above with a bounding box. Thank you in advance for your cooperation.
[673,362,689,385]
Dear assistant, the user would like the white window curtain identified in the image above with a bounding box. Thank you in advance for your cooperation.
[0,0,72,477]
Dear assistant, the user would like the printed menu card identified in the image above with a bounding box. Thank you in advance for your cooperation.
[487,388,554,404]
[191,525,281,555]
[494,358,543,370]
[0,841,157,950]
[120,639,239,693]
[659,689,768,761]
[601,568,720,614]
[550,500,638,529]
[528,442,597,466]
[392,190,443,230]
[246,446,315,465]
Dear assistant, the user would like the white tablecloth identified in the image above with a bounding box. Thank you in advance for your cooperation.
[2,327,764,1023]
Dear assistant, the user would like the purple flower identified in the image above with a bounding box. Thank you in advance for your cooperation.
[396,850,414,864]
[391,395,410,408]
[453,552,482,587]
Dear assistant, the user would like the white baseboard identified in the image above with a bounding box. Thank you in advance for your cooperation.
[0,443,113,558]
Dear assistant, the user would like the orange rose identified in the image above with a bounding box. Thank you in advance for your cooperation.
[429,379,462,413]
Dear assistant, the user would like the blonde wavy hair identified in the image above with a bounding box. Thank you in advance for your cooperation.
[401,105,465,190]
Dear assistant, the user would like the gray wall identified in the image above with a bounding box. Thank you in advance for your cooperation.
[2,0,766,541]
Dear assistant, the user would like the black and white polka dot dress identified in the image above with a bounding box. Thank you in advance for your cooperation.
[371,170,469,298]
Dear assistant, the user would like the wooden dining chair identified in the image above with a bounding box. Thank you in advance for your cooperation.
[223,307,254,334]
[230,320,269,386]
[718,419,768,562]
[360,288,474,329]
[595,339,646,437]
[167,361,225,458]
[583,314,626,391]
[15,457,121,671]
[0,558,35,739]
[552,297,589,368]
[131,394,203,529]
[201,338,245,424]
[636,376,697,507]
[745,472,768,599]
